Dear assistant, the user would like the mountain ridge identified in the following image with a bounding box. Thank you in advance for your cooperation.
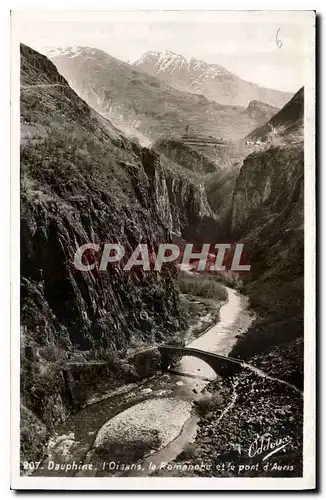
[47,46,279,144]
[133,50,293,108]
[20,42,221,463]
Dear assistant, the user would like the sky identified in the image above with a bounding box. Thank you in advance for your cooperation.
[17,11,312,92]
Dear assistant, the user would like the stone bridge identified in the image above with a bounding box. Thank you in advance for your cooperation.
[158,345,244,377]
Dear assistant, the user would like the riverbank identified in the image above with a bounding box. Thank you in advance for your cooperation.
[32,284,252,477]
[155,369,303,478]
[62,284,228,409]
[24,275,227,472]
[164,277,304,478]
[230,276,304,388]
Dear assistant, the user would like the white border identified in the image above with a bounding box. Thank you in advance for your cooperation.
[10,11,21,494]
[1,6,11,498]
[303,11,316,490]
[10,8,316,491]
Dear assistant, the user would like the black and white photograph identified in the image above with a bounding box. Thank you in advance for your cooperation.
[10,9,315,490]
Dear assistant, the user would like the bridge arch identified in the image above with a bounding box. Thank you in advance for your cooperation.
[158,345,243,377]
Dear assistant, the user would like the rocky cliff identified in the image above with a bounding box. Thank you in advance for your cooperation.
[231,88,304,280]
[231,146,303,241]
[230,132,304,382]
[154,138,218,175]
[153,138,246,239]
[20,44,218,463]
[245,100,280,123]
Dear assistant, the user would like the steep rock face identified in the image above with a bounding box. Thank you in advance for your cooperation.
[47,46,272,142]
[230,145,304,367]
[154,138,218,175]
[205,167,242,235]
[21,44,216,352]
[232,87,304,272]
[133,50,293,108]
[21,45,182,354]
[152,138,252,238]
[128,146,217,243]
[152,139,227,240]
[231,146,303,239]
[20,43,218,460]
[165,173,218,242]
[229,85,304,372]
[224,90,305,248]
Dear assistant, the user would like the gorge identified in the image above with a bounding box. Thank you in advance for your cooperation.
[20,43,304,478]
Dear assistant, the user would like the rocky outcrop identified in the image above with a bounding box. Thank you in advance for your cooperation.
[229,146,303,374]
[138,147,217,242]
[232,92,304,259]
[230,144,304,310]
[154,139,218,175]
[245,100,279,124]
[165,175,219,242]
[246,87,304,143]
[228,87,304,376]
[231,146,303,240]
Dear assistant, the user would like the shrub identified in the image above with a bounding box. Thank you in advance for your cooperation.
[194,393,223,416]
[179,274,228,301]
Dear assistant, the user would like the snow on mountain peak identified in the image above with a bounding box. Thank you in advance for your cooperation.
[45,46,101,60]
[156,50,187,73]
[134,50,189,72]
[133,50,231,78]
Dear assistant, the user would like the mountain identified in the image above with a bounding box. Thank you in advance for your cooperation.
[20,43,219,463]
[133,50,293,108]
[230,89,304,386]
[46,46,277,144]
[245,100,279,122]
[203,89,305,236]
[246,87,304,144]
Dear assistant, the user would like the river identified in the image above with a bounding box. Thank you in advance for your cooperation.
[35,286,254,477]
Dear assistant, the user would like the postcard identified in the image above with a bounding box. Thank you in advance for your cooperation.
[11,9,316,490]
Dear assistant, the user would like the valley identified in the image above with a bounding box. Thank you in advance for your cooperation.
[20,42,304,479]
